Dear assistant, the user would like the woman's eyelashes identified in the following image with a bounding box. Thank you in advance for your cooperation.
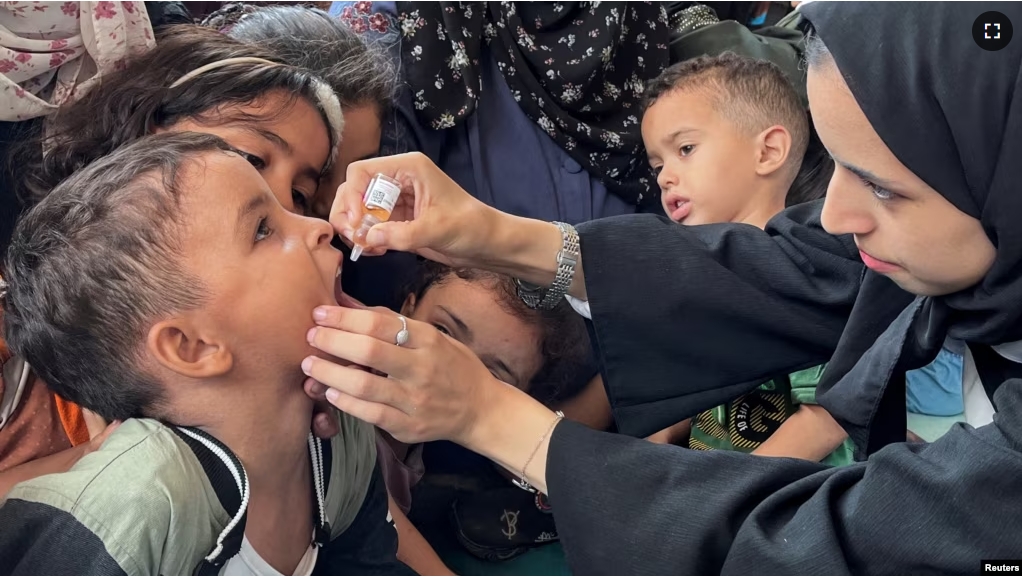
[861,177,896,202]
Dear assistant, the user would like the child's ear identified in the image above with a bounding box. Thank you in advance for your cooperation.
[146,319,233,379]
[755,125,793,177]
[400,293,417,317]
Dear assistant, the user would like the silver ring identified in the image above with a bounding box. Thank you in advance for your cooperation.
[395,315,410,347]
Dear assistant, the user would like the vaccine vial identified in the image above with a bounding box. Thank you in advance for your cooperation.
[350,173,402,261]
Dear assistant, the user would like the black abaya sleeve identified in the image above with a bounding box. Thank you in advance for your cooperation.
[547,380,1022,574]
[576,199,864,437]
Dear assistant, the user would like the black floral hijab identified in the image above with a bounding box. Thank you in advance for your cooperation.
[396,1,670,208]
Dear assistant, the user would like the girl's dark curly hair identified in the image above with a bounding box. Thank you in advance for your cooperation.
[406,260,598,406]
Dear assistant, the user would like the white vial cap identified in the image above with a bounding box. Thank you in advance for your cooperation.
[350,245,363,262]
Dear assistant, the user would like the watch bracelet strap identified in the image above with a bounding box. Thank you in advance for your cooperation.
[516,222,579,310]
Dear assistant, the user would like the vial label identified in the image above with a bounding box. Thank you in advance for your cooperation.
[364,177,400,213]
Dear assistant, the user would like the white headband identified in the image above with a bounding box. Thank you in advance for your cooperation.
[168,57,344,167]
[168,57,278,88]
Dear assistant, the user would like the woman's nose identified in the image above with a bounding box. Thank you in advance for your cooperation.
[820,168,877,237]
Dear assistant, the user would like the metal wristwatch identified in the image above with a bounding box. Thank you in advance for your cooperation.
[516,222,579,310]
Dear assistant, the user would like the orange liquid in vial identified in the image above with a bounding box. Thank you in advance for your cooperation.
[350,174,401,261]
[352,206,391,246]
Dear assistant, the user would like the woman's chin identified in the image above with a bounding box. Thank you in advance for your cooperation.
[886,271,964,298]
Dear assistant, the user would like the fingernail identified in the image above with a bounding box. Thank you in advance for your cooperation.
[366,228,384,245]
[302,357,313,374]
[306,327,317,344]
[326,388,339,402]
[313,307,327,321]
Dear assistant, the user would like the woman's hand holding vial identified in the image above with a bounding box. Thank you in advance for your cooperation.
[330,152,586,300]
[331,152,501,267]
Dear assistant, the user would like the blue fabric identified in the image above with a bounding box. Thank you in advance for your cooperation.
[905,346,965,417]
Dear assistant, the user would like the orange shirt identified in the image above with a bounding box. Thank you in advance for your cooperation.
[0,316,88,472]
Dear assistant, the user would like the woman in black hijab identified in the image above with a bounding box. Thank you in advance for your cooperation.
[306,2,1022,572]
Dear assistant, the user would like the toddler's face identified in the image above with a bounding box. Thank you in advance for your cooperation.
[403,278,543,391]
[642,89,761,225]
[174,151,341,382]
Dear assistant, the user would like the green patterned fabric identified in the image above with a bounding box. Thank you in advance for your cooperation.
[689,365,855,467]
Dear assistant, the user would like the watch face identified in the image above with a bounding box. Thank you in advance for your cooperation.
[516,278,543,291]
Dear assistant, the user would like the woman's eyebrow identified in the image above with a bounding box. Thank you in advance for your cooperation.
[837,158,899,189]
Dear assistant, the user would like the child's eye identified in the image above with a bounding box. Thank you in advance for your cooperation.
[651,164,663,176]
[432,323,451,337]
[255,217,273,242]
[679,145,695,157]
[292,190,310,215]
[240,151,266,170]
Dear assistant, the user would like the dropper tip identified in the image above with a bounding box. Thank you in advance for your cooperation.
[350,245,363,262]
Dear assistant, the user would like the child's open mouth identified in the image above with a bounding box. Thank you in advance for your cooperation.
[669,198,691,222]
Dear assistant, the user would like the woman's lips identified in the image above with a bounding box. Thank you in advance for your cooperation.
[859,249,901,273]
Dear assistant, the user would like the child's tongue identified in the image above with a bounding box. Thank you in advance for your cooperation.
[333,278,366,309]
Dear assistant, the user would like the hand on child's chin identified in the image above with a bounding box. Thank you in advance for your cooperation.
[312,404,340,439]
[304,367,375,441]
[336,291,367,309]
[305,378,348,439]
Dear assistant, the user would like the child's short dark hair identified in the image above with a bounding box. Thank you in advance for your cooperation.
[2,133,235,421]
[644,52,810,182]
[406,260,597,405]
[12,26,334,208]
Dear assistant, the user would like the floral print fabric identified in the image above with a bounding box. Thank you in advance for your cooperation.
[336,0,392,37]
[0,1,154,121]
[396,1,670,207]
